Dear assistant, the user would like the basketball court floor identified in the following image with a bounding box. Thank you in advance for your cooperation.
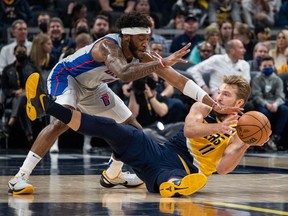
[0,148,288,216]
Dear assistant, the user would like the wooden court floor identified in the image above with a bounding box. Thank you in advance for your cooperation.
[0,149,288,216]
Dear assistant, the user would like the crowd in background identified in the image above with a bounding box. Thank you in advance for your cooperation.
[1,0,288,153]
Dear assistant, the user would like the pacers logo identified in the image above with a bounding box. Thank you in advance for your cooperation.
[100,93,110,106]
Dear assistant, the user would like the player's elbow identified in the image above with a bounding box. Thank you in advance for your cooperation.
[117,73,131,82]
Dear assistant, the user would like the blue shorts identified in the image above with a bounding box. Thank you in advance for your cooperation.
[115,129,194,193]
[78,113,198,193]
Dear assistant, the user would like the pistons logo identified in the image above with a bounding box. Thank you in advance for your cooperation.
[100,93,110,106]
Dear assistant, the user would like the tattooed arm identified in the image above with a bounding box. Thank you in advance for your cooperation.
[91,39,190,82]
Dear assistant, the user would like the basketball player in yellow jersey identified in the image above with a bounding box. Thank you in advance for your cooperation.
[24,75,269,197]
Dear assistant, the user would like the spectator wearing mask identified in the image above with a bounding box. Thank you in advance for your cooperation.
[1,45,38,144]
[37,12,51,34]
[248,42,269,72]
[252,56,288,151]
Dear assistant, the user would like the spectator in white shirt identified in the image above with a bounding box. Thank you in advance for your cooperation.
[0,19,32,75]
[187,39,250,99]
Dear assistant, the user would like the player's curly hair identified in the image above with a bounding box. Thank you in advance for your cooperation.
[116,12,152,30]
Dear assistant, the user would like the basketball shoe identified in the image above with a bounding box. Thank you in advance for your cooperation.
[25,73,46,121]
[8,176,34,195]
[159,173,207,197]
[100,170,144,188]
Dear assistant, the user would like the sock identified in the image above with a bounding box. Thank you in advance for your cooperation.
[15,151,42,178]
[45,96,73,124]
[105,155,124,179]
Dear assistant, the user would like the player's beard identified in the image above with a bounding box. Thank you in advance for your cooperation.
[128,39,140,59]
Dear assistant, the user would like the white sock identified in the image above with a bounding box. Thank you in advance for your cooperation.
[15,151,42,178]
[105,155,123,179]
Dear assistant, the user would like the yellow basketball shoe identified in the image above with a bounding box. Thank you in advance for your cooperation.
[159,173,207,198]
[25,73,46,121]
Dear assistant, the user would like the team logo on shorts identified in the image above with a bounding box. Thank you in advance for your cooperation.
[100,93,110,106]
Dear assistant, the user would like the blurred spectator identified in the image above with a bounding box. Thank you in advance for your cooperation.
[164,9,185,30]
[219,20,233,49]
[64,1,88,30]
[277,47,288,74]
[251,55,288,151]
[148,16,170,55]
[0,0,33,26]
[171,0,207,27]
[61,33,93,60]
[248,42,269,72]
[242,0,274,30]
[91,15,110,41]
[149,0,178,26]
[187,39,250,99]
[188,24,225,64]
[170,14,204,59]
[0,19,32,75]
[188,41,214,64]
[134,0,162,28]
[1,44,38,144]
[149,42,174,97]
[48,17,74,61]
[71,18,90,39]
[37,12,51,34]
[127,75,185,143]
[99,0,136,13]
[269,30,288,68]
[233,23,257,61]
[208,0,242,27]
[204,25,226,54]
[29,33,57,89]
[277,1,288,28]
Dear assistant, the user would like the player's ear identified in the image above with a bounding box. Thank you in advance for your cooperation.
[236,99,245,107]
[122,34,131,43]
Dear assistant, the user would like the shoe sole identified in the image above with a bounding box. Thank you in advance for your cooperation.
[159,173,207,198]
[8,185,35,195]
[25,73,45,121]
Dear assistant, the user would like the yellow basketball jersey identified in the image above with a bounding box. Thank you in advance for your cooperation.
[187,111,236,176]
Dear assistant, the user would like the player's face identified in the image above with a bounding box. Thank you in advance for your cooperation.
[216,84,240,108]
[129,34,150,59]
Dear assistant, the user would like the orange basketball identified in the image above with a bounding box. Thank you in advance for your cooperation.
[236,111,272,145]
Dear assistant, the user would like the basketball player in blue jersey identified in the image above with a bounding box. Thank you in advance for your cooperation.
[20,74,265,197]
[8,12,241,195]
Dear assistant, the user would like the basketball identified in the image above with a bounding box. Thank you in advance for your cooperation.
[236,111,272,145]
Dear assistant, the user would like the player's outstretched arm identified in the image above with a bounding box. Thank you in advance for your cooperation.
[92,39,191,82]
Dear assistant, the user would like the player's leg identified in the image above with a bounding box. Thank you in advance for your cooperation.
[153,150,207,198]
[8,73,73,195]
[77,83,143,188]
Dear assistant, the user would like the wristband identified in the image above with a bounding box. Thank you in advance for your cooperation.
[183,80,206,102]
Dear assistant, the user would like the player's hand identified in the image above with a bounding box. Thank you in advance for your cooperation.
[162,43,191,67]
[213,104,244,115]
[219,114,238,134]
